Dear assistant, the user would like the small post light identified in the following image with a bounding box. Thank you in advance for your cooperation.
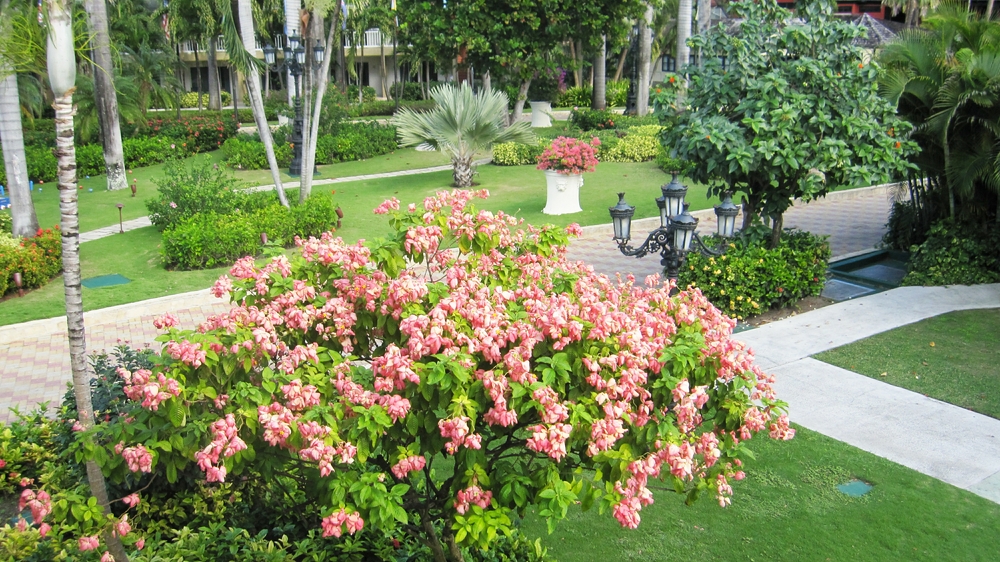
[294,45,306,65]
[263,44,276,65]
[130,180,137,197]
[661,173,688,219]
[116,203,124,233]
[261,232,268,245]
[609,192,636,243]
[13,271,23,296]
[288,34,301,51]
[714,193,740,238]
[313,39,325,64]
[672,205,699,252]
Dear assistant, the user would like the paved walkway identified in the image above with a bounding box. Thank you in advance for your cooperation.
[737,284,1000,503]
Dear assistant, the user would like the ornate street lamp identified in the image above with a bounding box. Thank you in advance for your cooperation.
[263,34,324,177]
[609,176,740,286]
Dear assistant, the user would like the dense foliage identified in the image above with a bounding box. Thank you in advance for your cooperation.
[222,123,399,171]
[661,0,916,247]
[679,229,830,320]
[901,220,1000,286]
[0,226,62,297]
[145,160,268,231]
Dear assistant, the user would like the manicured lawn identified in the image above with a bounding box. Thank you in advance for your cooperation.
[0,227,226,326]
[28,148,451,233]
[521,426,1000,561]
[815,309,1000,419]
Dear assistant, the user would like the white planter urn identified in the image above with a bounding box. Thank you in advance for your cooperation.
[278,114,290,126]
[529,101,553,128]
[542,170,583,215]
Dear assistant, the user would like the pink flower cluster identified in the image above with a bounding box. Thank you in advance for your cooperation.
[153,313,179,330]
[18,488,52,536]
[391,455,427,479]
[79,535,100,551]
[526,423,572,461]
[194,414,248,482]
[118,368,181,411]
[165,340,207,368]
[454,485,492,514]
[438,416,482,454]
[536,136,601,175]
[280,378,322,410]
[321,508,364,537]
[116,443,153,473]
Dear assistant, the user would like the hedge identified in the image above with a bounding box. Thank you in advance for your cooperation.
[222,123,398,170]
[902,220,1000,286]
[678,229,830,320]
[492,124,664,166]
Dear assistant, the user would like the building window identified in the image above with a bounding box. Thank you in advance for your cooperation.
[662,55,676,73]
[718,56,728,70]
[354,62,370,87]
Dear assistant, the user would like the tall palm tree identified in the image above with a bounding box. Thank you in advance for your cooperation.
[394,84,535,187]
[237,0,289,207]
[301,2,341,203]
[1,0,39,237]
[121,44,182,116]
[84,0,128,191]
[676,0,692,76]
[592,35,607,110]
[637,3,654,115]
[46,0,129,558]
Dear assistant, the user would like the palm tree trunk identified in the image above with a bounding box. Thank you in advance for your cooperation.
[84,0,127,191]
[592,35,607,110]
[904,0,919,27]
[697,0,711,35]
[0,63,39,237]
[987,0,995,20]
[677,0,692,76]
[207,35,222,110]
[194,43,203,111]
[285,0,302,105]
[482,71,491,92]
[613,44,629,82]
[453,156,474,188]
[301,9,336,203]
[569,41,580,87]
[637,4,654,115]
[237,0,288,207]
[47,2,128,559]
[380,40,388,98]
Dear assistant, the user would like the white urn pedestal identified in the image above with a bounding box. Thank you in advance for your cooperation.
[542,170,583,215]
[529,101,553,128]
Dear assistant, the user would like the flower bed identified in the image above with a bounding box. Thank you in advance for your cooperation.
[0,227,62,297]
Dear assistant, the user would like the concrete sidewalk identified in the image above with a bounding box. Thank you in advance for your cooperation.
[736,284,1000,503]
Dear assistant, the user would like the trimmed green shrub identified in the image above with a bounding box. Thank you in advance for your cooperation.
[75,144,105,178]
[570,108,618,131]
[162,196,341,269]
[679,229,830,320]
[0,226,62,297]
[389,81,425,101]
[902,220,1000,286]
[491,141,545,166]
[177,91,233,108]
[221,136,292,170]
[146,160,272,231]
[347,85,377,103]
[135,114,239,152]
[314,122,398,163]
[600,129,664,163]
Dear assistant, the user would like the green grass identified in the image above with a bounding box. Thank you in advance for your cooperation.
[521,426,1000,562]
[0,227,226,326]
[814,309,1000,419]
[27,148,451,233]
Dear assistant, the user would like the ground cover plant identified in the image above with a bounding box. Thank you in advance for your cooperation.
[521,425,1000,561]
[900,220,1000,286]
[815,308,1000,419]
[58,189,793,562]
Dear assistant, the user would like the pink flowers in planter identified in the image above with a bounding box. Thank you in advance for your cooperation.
[536,136,601,175]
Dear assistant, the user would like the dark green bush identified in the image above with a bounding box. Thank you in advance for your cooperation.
[902,220,1000,286]
[346,85,376,103]
[146,159,272,231]
[21,128,56,148]
[390,81,425,101]
[133,114,239,152]
[0,147,57,185]
[315,122,398,163]
[557,86,593,108]
[570,108,617,131]
[75,144,105,178]
[678,229,830,320]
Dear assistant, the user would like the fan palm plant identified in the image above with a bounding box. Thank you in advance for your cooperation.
[394,83,535,187]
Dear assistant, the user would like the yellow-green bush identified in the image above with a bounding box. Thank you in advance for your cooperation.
[601,133,663,162]
[492,141,545,166]
[178,91,233,108]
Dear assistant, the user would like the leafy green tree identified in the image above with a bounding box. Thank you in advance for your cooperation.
[394,83,535,186]
[660,0,917,247]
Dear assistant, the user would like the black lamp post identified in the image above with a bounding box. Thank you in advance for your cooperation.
[264,35,324,177]
[609,174,741,286]
[625,25,639,115]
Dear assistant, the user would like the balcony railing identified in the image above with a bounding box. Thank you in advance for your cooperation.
[177,30,392,55]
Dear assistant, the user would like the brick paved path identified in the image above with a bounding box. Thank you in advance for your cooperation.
[0,185,895,423]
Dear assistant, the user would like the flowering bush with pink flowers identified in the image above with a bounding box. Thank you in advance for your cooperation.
[81,189,791,562]
[536,136,601,175]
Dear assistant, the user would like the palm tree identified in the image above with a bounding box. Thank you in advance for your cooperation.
[394,83,535,187]
[592,35,606,110]
[236,0,289,207]
[676,0,692,76]
[84,0,128,191]
[46,0,130,558]
[1,0,39,237]
[637,3,654,115]
[301,2,341,203]
[121,44,182,116]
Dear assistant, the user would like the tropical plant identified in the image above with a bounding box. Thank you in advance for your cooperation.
[394,83,536,187]
[120,45,183,116]
[84,0,129,191]
[877,4,1000,233]
[661,0,917,248]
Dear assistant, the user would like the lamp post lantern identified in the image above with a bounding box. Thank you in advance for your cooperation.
[263,35,324,177]
[609,176,740,287]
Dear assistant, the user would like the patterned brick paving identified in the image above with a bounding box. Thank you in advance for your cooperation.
[0,187,894,424]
